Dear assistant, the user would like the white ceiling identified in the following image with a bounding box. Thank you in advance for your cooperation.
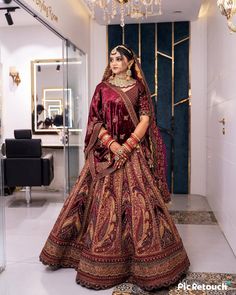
[0,0,203,28]
[84,0,203,25]
[0,1,39,27]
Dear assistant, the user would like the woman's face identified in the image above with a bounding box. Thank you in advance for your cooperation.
[109,51,129,75]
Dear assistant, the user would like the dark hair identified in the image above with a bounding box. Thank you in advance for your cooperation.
[44,117,53,127]
[37,104,44,113]
[53,114,63,126]
[111,45,134,61]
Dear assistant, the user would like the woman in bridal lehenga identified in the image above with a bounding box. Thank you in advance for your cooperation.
[39,44,190,290]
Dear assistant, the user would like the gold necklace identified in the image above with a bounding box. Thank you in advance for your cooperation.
[108,73,136,88]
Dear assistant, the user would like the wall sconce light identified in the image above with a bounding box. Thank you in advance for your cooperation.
[217,0,236,32]
[9,67,21,86]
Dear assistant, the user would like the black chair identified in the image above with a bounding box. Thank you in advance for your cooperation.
[2,129,54,204]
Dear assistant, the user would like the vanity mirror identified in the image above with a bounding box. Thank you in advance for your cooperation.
[31,59,81,134]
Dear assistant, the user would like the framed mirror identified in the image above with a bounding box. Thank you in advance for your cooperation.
[31,59,80,134]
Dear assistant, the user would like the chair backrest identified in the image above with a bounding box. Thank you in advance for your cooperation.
[5,129,42,158]
[3,129,54,188]
[14,129,32,139]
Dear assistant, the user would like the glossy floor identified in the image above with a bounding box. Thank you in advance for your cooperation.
[0,191,236,295]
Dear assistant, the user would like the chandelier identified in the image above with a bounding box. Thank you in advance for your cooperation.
[217,0,236,32]
[86,0,163,27]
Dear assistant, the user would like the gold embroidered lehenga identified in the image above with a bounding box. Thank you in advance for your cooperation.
[39,77,190,290]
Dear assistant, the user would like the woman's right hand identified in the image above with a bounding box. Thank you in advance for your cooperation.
[109,141,122,155]
[110,141,130,169]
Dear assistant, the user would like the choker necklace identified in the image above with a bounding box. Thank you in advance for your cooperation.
[108,73,136,88]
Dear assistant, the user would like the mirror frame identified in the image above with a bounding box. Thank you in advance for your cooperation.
[31,58,65,135]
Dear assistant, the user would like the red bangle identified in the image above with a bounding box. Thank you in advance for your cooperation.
[127,136,138,147]
[123,143,132,153]
[131,132,141,142]
[124,135,139,152]
[130,134,139,144]
[103,136,113,146]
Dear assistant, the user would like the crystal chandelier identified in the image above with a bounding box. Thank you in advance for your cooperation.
[217,0,236,32]
[87,0,163,27]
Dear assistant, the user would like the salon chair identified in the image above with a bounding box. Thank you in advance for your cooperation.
[2,129,54,204]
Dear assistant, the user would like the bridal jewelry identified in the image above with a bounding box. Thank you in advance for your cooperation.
[108,72,136,88]
[126,68,132,80]
[126,61,134,81]
[111,45,132,56]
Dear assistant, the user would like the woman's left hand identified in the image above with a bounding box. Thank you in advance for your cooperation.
[114,156,128,169]
[113,146,130,169]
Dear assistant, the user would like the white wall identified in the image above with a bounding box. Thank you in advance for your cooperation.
[19,0,91,53]
[89,20,107,99]
[207,0,236,255]
[0,25,62,140]
[190,16,207,196]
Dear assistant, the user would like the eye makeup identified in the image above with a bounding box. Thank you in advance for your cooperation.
[109,55,123,63]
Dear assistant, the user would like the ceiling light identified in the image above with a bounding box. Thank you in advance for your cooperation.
[85,0,163,27]
[217,0,236,32]
[0,6,20,26]
[5,11,13,25]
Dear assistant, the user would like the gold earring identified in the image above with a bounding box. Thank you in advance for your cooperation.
[126,64,132,81]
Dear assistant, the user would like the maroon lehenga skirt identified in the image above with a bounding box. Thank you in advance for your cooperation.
[39,147,190,290]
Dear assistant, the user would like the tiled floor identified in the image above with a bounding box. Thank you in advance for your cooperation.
[0,191,236,295]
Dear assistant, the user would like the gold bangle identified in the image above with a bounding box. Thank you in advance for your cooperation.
[123,143,132,153]
[99,129,109,140]
[107,139,115,149]
[101,134,111,143]
[131,132,141,142]
[127,137,138,148]
[100,134,110,143]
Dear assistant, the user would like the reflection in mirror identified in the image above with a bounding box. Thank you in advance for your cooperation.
[31,59,82,133]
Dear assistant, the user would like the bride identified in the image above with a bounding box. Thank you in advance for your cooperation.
[39,44,190,290]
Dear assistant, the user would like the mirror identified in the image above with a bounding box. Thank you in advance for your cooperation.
[31,59,81,134]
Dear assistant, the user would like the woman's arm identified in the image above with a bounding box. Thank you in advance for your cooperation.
[132,115,150,140]
[98,126,106,139]
[98,127,123,156]
[98,114,150,152]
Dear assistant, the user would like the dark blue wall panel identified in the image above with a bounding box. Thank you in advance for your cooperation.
[141,23,155,94]
[108,25,123,55]
[174,40,189,103]
[124,24,139,55]
[157,23,172,56]
[174,22,189,43]
[157,55,172,130]
[173,102,189,193]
